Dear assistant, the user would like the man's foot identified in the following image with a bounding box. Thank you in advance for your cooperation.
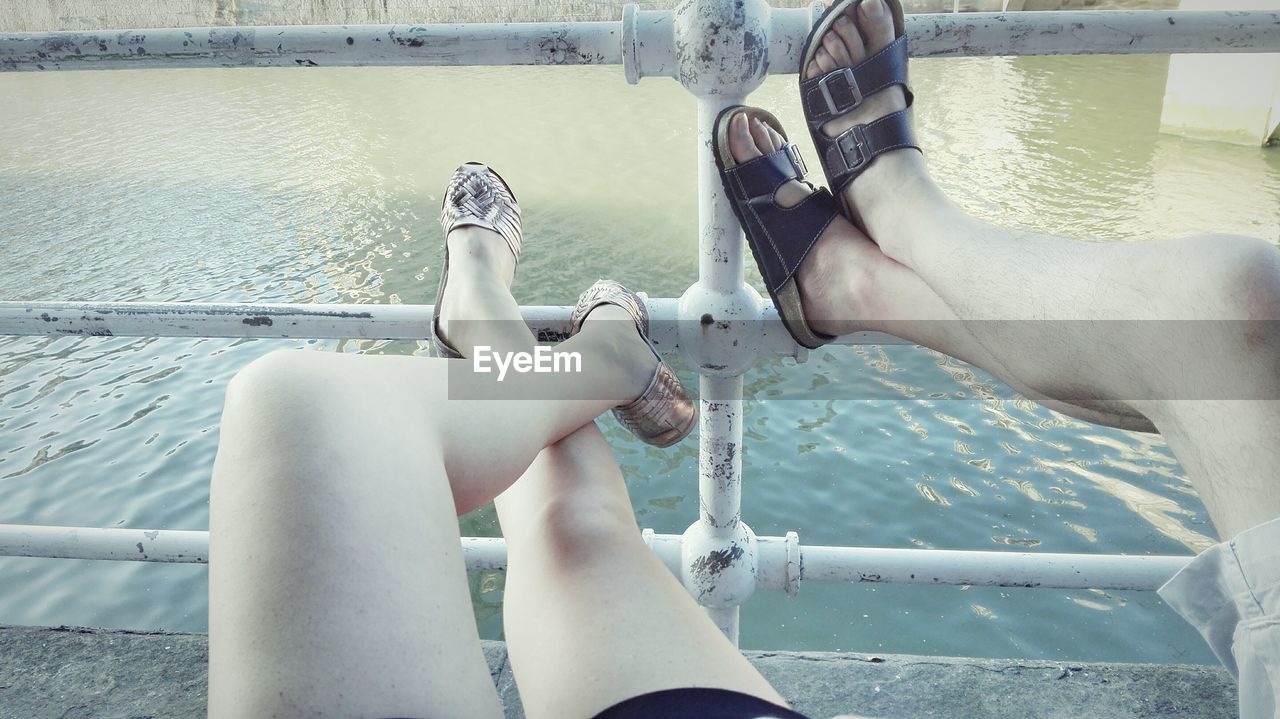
[725,111,879,337]
[805,0,906,142]
[803,0,934,261]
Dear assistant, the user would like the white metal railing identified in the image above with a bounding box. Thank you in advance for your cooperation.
[0,524,1191,591]
[3,7,1278,645]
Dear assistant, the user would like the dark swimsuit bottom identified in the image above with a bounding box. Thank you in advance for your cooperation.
[384,687,812,719]
[592,687,812,719]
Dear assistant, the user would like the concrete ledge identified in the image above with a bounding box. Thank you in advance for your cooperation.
[0,624,1236,718]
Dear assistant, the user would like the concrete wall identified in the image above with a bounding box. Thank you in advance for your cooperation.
[0,624,1240,719]
[1160,0,1280,146]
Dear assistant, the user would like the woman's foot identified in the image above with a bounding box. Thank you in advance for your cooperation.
[725,111,877,338]
[433,163,525,358]
[436,224,519,356]
[571,280,697,447]
[575,302,661,405]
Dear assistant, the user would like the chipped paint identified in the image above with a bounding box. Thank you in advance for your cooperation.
[0,301,570,340]
[0,523,1190,591]
[905,11,1280,58]
[1,22,625,72]
[691,543,744,575]
[6,11,1266,74]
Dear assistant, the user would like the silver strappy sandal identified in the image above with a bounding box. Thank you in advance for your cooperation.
[570,280,698,448]
[431,162,523,359]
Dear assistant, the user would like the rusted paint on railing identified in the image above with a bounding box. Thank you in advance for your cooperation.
[0,523,1194,591]
[0,22,623,72]
[0,300,576,342]
[0,300,903,355]
[908,10,1280,57]
[3,11,1279,73]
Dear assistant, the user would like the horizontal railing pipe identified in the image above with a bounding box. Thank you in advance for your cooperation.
[0,300,576,342]
[0,22,623,72]
[0,525,209,563]
[907,10,1280,57]
[798,545,1192,591]
[3,11,1279,73]
[0,524,1193,591]
[0,299,904,352]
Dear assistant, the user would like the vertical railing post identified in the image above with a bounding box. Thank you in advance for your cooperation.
[669,0,773,645]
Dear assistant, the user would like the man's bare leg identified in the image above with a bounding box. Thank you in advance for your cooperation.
[789,0,1280,539]
[726,111,1154,432]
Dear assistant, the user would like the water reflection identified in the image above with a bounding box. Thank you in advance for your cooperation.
[1,55,1275,663]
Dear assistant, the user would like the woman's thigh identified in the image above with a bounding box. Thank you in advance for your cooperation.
[208,349,503,719]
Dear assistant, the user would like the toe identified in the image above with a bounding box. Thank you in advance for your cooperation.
[822,28,853,68]
[815,46,836,74]
[764,123,788,151]
[858,0,896,54]
[805,59,822,80]
[750,117,777,154]
[727,112,764,164]
[834,13,866,64]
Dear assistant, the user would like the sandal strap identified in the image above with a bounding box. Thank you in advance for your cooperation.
[724,145,843,291]
[819,109,920,194]
[725,143,808,200]
[439,164,523,262]
[569,279,650,337]
[800,35,913,126]
[569,279,697,447]
[612,361,696,448]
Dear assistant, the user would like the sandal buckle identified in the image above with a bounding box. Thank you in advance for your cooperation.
[784,143,808,178]
[818,68,863,116]
[836,125,870,173]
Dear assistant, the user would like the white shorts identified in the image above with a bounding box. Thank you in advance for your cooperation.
[1158,517,1280,719]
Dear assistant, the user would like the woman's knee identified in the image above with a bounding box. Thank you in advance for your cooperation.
[221,349,375,428]
[225,350,320,414]
[531,491,640,565]
[218,349,376,470]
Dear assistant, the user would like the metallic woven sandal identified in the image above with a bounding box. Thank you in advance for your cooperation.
[430,162,523,359]
[570,280,697,448]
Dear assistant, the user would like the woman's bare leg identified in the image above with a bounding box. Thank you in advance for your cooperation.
[209,219,667,716]
[496,423,787,719]
[209,354,503,719]
[429,222,776,717]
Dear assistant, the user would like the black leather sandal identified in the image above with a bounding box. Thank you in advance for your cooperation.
[430,162,523,359]
[799,0,919,218]
[713,105,841,350]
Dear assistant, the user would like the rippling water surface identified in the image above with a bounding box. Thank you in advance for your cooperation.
[2,55,1278,664]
